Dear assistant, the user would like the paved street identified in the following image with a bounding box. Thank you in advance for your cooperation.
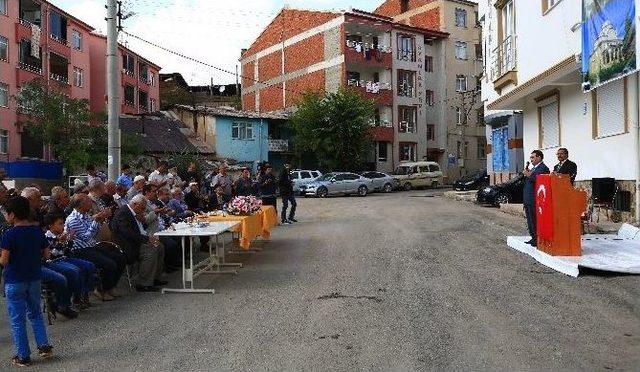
[0,191,639,370]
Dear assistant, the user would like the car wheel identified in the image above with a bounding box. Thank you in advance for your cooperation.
[495,193,511,206]
[358,186,368,197]
[317,187,328,198]
[383,183,393,193]
[403,182,412,191]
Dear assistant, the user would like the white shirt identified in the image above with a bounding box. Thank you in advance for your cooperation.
[148,170,167,185]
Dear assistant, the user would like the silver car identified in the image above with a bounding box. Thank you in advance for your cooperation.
[299,172,373,197]
[291,169,322,193]
[360,171,399,193]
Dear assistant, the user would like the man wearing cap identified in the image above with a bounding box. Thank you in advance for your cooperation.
[127,175,146,200]
[259,164,278,212]
[117,164,133,189]
[278,163,297,224]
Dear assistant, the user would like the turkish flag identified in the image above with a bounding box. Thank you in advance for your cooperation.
[536,175,554,243]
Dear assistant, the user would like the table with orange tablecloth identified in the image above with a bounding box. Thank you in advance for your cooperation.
[198,206,277,250]
[260,205,278,238]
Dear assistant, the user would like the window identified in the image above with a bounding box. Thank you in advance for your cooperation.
[477,107,485,125]
[594,78,626,138]
[300,171,312,179]
[475,76,482,92]
[139,63,149,83]
[456,141,468,159]
[542,0,562,14]
[0,0,6,15]
[19,40,42,70]
[232,122,254,140]
[347,71,361,86]
[475,44,482,60]
[456,75,467,92]
[72,30,82,50]
[400,0,409,13]
[398,106,417,133]
[49,11,67,44]
[0,82,8,107]
[455,8,467,27]
[426,90,434,106]
[378,142,388,162]
[0,129,7,154]
[124,85,135,106]
[123,54,135,75]
[427,124,435,141]
[343,174,360,181]
[149,72,155,86]
[477,137,487,159]
[456,107,468,125]
[138,90,149,111]
[0,35,7,62]
[397,34,416,62]
[425,56,433,72]
[399,143,417,162]
[397,70,416,97]
[73,67,83,87]
[429,164,440,172]
[537,91,560,148]
[454,41,468,60]
[150,98,156,112]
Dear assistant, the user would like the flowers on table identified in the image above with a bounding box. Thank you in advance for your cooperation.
[227,195,263,215]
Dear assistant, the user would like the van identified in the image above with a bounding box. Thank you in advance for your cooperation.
[393,161,443,190]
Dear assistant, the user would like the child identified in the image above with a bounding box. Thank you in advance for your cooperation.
[43,213,96,309]
[0,196,53,367]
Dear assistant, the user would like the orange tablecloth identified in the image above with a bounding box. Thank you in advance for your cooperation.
[198,206,277,250]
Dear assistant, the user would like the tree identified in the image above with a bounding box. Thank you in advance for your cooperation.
[289,88,375,172]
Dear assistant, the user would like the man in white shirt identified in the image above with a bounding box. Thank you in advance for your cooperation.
[148,161,169,187]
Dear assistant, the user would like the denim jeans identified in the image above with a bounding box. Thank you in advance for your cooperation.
[45,261,82,298]
[41,267,72,309]
[5,280,50,359]
[281,195,297,222]
[63,257,96,294]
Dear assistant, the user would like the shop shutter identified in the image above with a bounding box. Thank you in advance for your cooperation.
[540,101,559,148]
[596,78,625,138]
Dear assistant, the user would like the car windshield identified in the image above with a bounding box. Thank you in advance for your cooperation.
[393,166,411,175]
[316,173,334,181]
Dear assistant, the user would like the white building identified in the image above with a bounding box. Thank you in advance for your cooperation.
[479,0,640,222]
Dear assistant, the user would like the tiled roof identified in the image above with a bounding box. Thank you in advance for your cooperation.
[173,105,289,120]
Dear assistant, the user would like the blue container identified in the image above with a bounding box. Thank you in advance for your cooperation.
[0,161,63,180]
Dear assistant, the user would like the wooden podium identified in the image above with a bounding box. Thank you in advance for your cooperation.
[535,174,588,256]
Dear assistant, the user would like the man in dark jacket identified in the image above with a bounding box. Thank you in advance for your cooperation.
[110,194,165,292]
[523,150,550,247]
[553,148,577,185]
[259,164,278,213]
[234,168,255,196]
[278,163,297,224]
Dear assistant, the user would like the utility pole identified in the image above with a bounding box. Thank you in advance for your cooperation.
[106,0,121,181]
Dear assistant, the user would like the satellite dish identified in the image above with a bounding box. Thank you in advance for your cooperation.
[219,86,226,93]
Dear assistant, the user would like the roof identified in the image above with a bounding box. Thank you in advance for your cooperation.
[174,105,289,120]
[119,113,213,154]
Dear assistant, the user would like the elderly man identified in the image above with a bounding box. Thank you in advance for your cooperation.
[148,161,169,187]
[101,180,118,210]
[65,194,126,301]
[210,165,233,205]
[154,187,181,272]
[184,182,202,212]
[127,175,146,200]
[234,168,255,197]
[167,187,193,220]
[114,184,129,208]
[45,186,70,217]
[20,187,45,226]
[110,195,166,292]
[116,163,133,189]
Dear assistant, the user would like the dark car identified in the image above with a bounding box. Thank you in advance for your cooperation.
[453,170,490,191]
[476,175,525,206]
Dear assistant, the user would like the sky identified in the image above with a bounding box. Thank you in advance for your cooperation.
[51,0,384,85]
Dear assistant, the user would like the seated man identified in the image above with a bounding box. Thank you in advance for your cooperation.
[127,175,146,201]
[65,194,126,301]
[45,186,70,217]
[184,182,202,212]
[167,187,194,220]
[110,195,166,292]
[20,187,45,226]
[101,181,118,210]
[114,184,129,208]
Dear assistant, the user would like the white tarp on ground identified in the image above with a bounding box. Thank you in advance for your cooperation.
[506,224,640,277]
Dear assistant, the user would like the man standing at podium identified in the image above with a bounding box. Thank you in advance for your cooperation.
[553,148,577,185]
[523,150,550,247]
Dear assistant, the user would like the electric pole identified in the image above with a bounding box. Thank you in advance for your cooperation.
[106,0,120,181]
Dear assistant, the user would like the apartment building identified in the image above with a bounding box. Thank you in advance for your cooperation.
[0,0,161,161]
[480,0,639,221]
[240,8,447,173]
[88,33,160,116]
[374,0,485,180]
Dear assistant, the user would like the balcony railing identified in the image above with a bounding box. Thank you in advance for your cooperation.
[346,79,392,93]
[269,139,289,152]
[50,73,69,85]
[50,34,68,46]
[490,35,517,81]
[18,61,43,75]
[345,40,392,54]
[124,100,135,107]
[123,69,135,77]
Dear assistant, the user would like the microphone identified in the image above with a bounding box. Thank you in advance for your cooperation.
[525,161,530,171]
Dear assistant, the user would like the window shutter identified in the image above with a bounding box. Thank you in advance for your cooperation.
[596,78,625,138]
[540,101,559,148]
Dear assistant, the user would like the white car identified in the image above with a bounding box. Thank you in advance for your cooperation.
[291,170,322,193]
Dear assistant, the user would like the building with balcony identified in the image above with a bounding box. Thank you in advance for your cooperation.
[480,0,639,221]
[239,7,447,173]
[88,33,161,116]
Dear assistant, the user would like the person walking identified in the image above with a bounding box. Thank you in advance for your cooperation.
[278,163,297,224]
[523,150,550,247]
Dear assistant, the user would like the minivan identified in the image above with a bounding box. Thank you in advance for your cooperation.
[393,161,443,190]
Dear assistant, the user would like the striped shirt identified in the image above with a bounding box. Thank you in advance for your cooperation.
[64,209,101,250]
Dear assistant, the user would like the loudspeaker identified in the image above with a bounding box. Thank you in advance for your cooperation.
[592,178,616,203]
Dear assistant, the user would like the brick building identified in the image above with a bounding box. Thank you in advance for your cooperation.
[0,0,160,161]
[241,0,484,179]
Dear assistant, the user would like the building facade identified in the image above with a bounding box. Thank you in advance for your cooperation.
[240,8,447,174]
[480,0,639,221]
[0,0,161,161]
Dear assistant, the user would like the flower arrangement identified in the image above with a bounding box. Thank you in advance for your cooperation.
[227,195,262,215]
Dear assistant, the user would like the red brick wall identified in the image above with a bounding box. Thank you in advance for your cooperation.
[260,84,284,112]
[258,51,282,82]
[374,0,436,17]
[408,8,440,30]
[284,34,325,74]
[243,9,339,58]
[285,70,326,106]
[242,61,255,88]
[243,92,256,111]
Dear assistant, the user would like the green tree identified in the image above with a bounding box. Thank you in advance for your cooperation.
[289,88,375,172]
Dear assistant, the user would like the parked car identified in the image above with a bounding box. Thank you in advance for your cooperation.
[476,175,525,206]
[392,161,443,191]
[453,170,490,191]
[291,170,322,193]
[299,172,372,197]
[360,171,399,193]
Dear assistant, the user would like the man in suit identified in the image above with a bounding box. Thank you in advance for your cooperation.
[553,147,577,185]
[110,194,166,292]
[523,150,550,247]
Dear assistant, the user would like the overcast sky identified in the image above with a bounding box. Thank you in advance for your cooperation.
[51,0,384,85]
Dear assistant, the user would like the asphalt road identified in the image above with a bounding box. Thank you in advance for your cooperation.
[0,190,638,371]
